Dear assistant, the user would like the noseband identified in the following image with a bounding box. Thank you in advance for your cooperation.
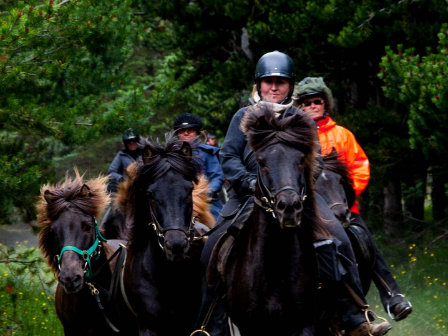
[254,166,307,225]
[147,196,195,251]
[56,215,107,279]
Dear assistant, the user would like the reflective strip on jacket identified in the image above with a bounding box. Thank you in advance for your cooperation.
[316,116,370,214]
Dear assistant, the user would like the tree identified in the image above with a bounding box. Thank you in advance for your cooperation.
[0,0,164,223]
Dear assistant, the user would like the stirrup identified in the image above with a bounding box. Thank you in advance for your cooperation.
[190,327,211,336]
[386,293,412,320]
[363,305,389,336]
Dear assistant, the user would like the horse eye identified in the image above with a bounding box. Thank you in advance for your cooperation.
[83,225,92,232]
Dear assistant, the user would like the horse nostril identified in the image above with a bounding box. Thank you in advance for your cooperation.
[294,201,302,211]
[277,200,286,211]
[165,241,173,250]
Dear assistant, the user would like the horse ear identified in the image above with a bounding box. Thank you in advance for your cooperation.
[44,190,53,203]
[179,141,192,158]
[79,184,91,198]
[330,147,338,157]
[142,146,155,164]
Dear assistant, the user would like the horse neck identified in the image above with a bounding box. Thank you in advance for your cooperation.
[249,204,302,266]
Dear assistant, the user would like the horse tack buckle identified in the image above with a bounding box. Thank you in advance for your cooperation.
[86,282,99,296]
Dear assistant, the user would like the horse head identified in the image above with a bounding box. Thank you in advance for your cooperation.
[316,149,356,227]
[37,171,109,294]
[242,103,318,229]
[132,137,201,262]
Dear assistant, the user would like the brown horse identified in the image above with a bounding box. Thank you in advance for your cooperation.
[199,105,333,336]
[37,169,137,336]
[120,137,208,336]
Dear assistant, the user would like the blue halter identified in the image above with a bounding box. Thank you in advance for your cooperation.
[57,218,107,279]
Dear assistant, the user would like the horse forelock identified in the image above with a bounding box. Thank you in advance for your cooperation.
[36,169,110,274]
[322,153,354,187]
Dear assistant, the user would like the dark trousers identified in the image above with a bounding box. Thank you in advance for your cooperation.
[350,213,404,310]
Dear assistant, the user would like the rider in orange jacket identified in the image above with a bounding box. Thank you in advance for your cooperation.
[295,77,412,322]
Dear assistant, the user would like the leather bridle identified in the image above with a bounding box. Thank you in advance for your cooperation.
[147,189,195,252]
[253,166,307,226]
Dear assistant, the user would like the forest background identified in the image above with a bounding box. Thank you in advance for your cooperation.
[2,0,448,234]
[1,0,448,334]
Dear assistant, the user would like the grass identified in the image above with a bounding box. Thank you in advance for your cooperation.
[0,242,63,336]
[1,234,448,335]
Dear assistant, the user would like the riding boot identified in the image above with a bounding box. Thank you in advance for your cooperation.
[350,213,412,321]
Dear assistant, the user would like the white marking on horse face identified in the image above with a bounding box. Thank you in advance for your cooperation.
[321,172,328,180]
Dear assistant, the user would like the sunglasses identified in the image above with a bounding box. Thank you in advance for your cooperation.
[178,128,196,135]
[125,139,137,144]
[302,99,324,107]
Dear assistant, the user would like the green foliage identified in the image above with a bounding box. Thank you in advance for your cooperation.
[0,0,171,223]
[0,244,62,335]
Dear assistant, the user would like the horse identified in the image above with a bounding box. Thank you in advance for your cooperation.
[314,149,356,228]
[120,136,209,336]
[199,104,335,336]
[37,169,137,336]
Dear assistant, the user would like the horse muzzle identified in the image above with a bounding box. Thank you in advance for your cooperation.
[58,259,85,294]
[275,190,304,229]
[164,230,190,262]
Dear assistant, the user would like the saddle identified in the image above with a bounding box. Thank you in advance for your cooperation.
[207,196,254,287]
[345,222,377,270]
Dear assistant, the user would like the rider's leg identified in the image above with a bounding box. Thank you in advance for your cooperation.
[315,193,392,335]
[350,212,412,321]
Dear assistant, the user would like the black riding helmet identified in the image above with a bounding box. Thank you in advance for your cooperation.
[254,51,295,102]
[173,113,203,133]
[122,128,140,143]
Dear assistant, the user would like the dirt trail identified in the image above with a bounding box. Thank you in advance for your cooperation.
[0,222,38,247]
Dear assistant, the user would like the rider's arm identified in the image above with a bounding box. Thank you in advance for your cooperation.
[203,150,224,197]
[219,108,255,194]
[108,153,124,183]
[344,130,370,197]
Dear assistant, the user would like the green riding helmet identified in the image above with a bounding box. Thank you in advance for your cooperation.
[122,128,140,143]
[254,51,295,81]
[294,77,334,112]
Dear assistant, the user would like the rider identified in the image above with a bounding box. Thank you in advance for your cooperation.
[199,51,392,336]
[108,128,142,193]
[294,77,412,322]
[173,113,224,219]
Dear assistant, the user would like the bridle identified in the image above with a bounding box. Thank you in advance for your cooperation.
[55,215,107,279]
[147,194,195,251]
[253,165,307,226]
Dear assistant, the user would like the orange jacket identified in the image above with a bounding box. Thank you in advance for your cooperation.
[316,116,370,214]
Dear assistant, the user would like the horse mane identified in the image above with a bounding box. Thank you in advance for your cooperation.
[193,175,215,228]
[37,168,110,274]
[116,163,215,228]
[322,152,356,209]
[241,103,330,239]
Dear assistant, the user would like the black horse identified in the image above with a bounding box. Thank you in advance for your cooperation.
[197,105,336,336]
[314,150,356,228]
[122,137,205,336]
[315,153,411,320]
